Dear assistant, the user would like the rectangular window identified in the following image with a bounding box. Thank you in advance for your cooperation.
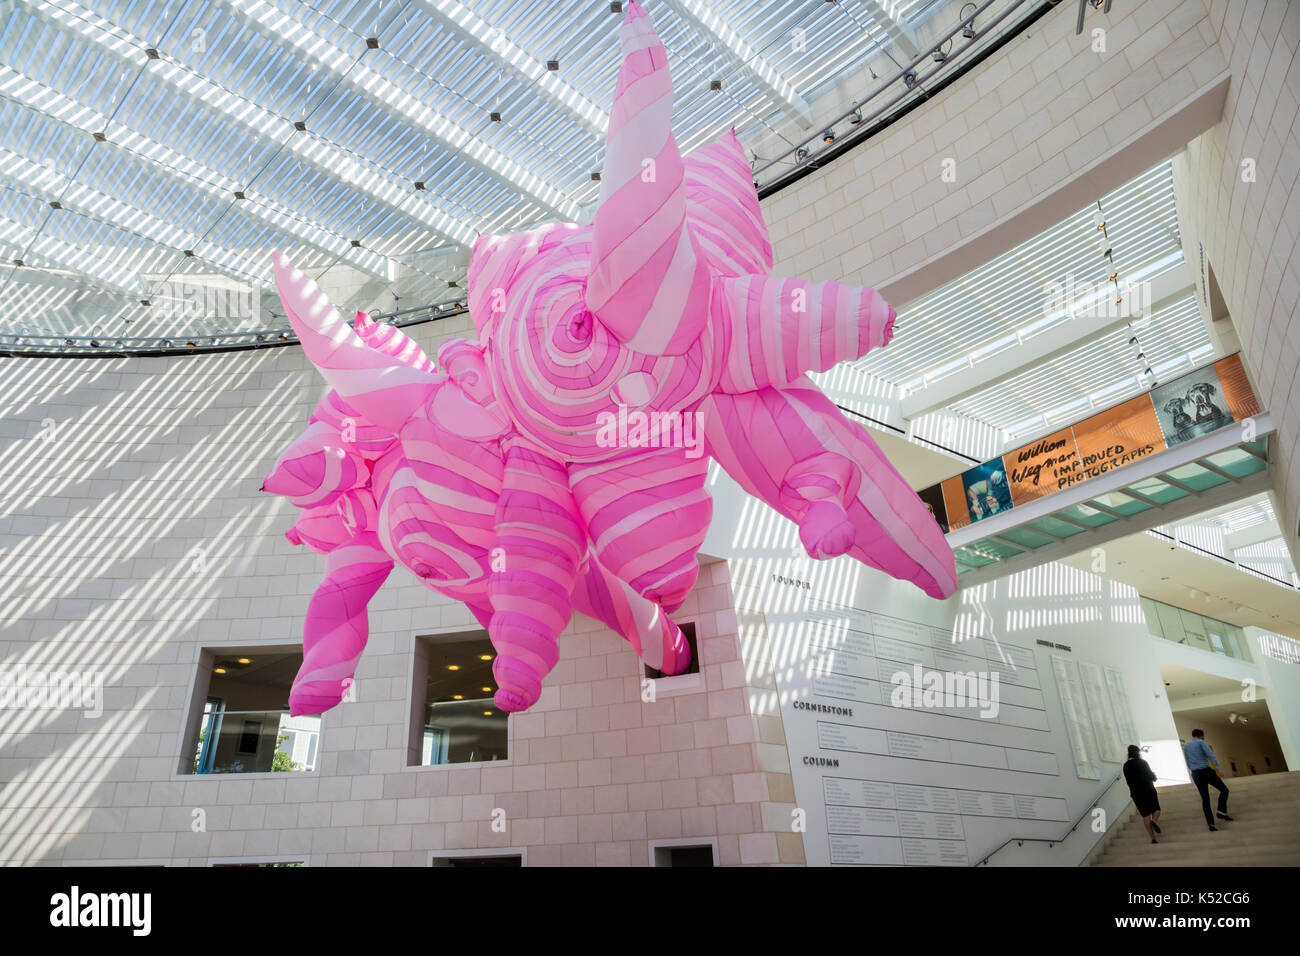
[644,622,700,681]
[409,632,508,766]
[431,854,523,867]
[650,840,717,867]
[183,647,320,775]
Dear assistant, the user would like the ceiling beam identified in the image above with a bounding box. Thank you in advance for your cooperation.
[0,66,396,283]
[0,214,144,297]
[1225,522,1284,553]
[900,265,1194,421]
[408,0,607,137]
[213,0,582,221]
[0,150,273,291]
[661,0,814,128]
[22,0,480,249]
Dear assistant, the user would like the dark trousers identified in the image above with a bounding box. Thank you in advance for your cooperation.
[1192,767,1229,825]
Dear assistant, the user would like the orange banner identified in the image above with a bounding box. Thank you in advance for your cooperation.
[1214,354,1261,423]
[1071,394,1166,481]
[1005,428,1082,505]
[941,476,971,532]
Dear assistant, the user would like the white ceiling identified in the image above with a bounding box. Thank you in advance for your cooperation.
[870,158,1216,454]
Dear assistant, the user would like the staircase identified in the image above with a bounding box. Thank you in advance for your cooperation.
[1092,770,1300,866]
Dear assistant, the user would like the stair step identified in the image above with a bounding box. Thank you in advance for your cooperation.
[1089,771,1300,867]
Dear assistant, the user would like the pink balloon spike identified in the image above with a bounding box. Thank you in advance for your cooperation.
[264,2,955,716]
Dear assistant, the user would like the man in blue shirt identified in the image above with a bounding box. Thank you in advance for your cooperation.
[1184,729,1232,830]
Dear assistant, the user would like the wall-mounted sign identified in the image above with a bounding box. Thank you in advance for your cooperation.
[923,354,1260,533]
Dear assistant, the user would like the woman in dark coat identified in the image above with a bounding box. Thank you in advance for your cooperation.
[1123,744,1161,843]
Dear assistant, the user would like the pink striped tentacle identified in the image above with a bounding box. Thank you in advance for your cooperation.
[380,464,491,587]
[273,251,439,435]
[289,531,394,716]
[585,0,709,356]
[354,310,441,375]
[714,274,896,393]
[569,445,711,613]
[487,444,583,712]
[684,130,773,276]
[261,419,365,509]
[308,390,401,463]
[284,502,353,555]
[702,382,957,600]
[573,553,691,675]
[398,414,504,553]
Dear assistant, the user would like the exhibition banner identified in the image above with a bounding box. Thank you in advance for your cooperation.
[925,354,1260,534]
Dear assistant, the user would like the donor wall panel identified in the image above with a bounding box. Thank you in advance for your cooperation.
[729,556,1181,866]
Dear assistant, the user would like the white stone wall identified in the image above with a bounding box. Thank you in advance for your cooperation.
[1174,0,1300,600]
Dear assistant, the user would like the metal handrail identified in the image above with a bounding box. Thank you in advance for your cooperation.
[975,769,1125,865]
[0,295,469,358]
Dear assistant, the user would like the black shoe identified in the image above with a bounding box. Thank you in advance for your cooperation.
[1217,813,1233,821]
[1152,823,1161,834]
[1151,838,1158,844]
[1209,825,1218,831]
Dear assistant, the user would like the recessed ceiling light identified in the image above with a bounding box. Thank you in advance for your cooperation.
[237,657,251,664]
[214,667,227,674]
[483,710,493,716]
[452,695,464,700]
[447,664,460,671]
[479,654,493,661]
[481,687,492,693]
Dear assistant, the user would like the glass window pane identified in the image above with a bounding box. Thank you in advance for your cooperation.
[1162,463,1228,491]
[997,527,1055,549]
[1127,477,1188,504]
[1156,603,1186,643]
[1026,516,1086,538]
[1059,503,1115,527]
[421,634,508,765]
[1203,447,1267,478]
[1089,491,1149,516]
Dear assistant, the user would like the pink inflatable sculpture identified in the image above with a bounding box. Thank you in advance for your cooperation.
[264,0,955,717]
